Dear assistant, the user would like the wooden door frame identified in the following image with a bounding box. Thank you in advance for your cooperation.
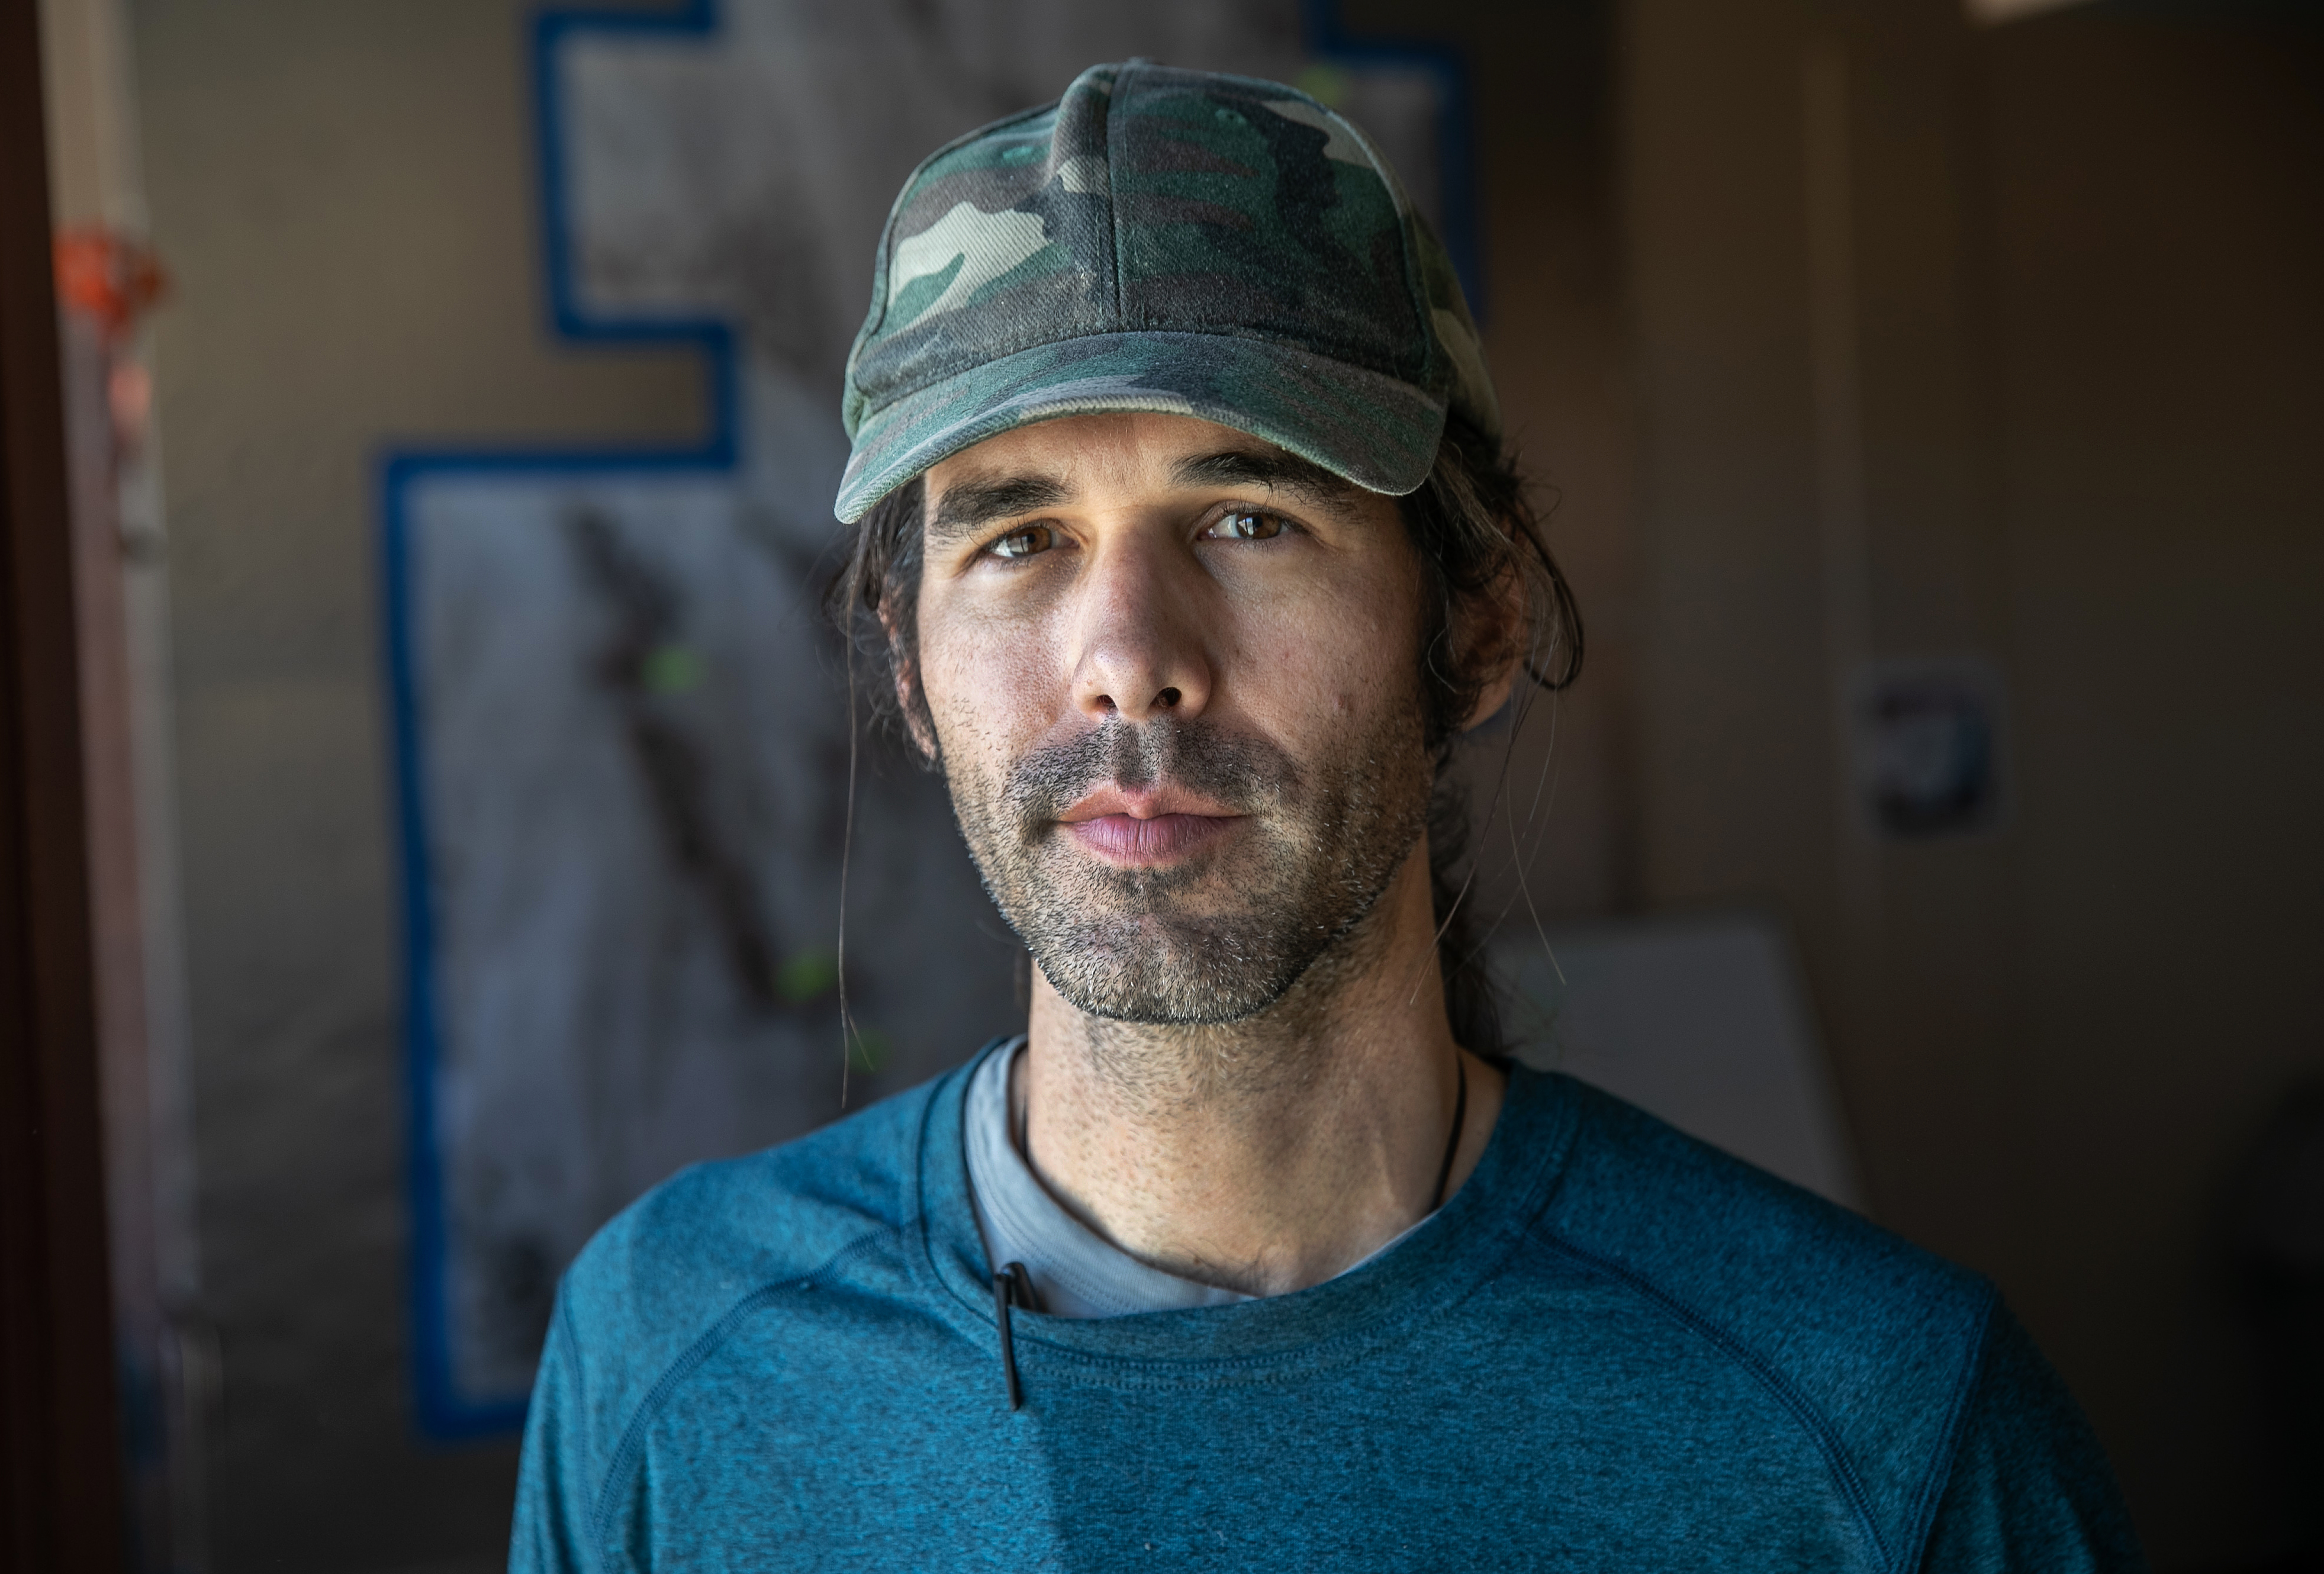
[0,0,130,1566]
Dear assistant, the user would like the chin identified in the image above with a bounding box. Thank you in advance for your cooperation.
[1031,918,1308,1026]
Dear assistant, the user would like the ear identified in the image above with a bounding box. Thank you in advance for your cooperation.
[1457,553,1530,733]
[879,609,942,764]
[896,666,941,763]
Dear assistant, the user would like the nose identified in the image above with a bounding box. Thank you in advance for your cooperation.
[1068,535,1213,725]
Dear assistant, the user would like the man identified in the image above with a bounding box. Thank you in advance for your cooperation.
[514,62,2141,1570]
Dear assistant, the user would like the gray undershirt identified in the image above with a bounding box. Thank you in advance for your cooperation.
[964,1037,1433,1319]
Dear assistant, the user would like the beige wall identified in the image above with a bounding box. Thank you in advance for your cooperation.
[1623,0,2324,1565]
[1624,0,2019,1267]
[1980,15,2324,1559]
[1344,0,1640,932]
[139,1,700,1566]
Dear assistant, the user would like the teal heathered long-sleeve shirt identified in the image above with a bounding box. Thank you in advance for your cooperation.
[512,1044,2144,1571]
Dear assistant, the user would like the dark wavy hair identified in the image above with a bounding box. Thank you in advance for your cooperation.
[826,416,1582,1054]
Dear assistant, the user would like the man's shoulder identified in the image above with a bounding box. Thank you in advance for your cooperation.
[1533,1069,1990,1327]
[553,1064,954,1388]
[1522,1073,1996,1555]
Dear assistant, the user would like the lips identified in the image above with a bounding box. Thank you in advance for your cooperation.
[1010,724,1283,871]
[1061,811,1242,865]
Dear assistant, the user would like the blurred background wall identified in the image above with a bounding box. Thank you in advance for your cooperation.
[1617,4,2323,1563]
[131,4,709,1564]
[45,0,2320,1568]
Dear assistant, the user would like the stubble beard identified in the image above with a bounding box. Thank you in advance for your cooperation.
[946,696,1434,1071]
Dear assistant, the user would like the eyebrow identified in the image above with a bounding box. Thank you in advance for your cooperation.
[1171,448,1355,506]
[927,474,1074,545]
[924,445,1357,546]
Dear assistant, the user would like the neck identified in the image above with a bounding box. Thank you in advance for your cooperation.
[1018,840,1505,1296]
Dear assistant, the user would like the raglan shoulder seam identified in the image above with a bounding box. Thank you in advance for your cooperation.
[1900,1286,2002,1573]
[582,1219,918,1560]
[1531,1224,1898,1573]
[546,1288,601,1574]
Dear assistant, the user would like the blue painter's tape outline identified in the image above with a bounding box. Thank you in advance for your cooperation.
[385,0,730,1444]
[383,0,1481,1440]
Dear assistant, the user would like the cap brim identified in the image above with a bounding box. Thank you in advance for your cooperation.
[834,331,1446,523]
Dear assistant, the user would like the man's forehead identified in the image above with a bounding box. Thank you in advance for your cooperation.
[923,413,1356,523]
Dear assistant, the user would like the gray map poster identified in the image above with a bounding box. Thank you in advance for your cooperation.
[382,0,1459,1433]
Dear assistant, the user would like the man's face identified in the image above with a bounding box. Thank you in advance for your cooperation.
[913,413,1437,1026]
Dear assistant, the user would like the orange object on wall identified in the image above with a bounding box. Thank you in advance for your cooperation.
[53,226,166,341]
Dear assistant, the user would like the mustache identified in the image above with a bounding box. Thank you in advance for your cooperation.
[1003,716,1303,831]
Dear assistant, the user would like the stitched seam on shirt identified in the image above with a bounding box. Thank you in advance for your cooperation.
[967,1077,1587,1387]
[1900,1287,2000,1573]
[1533,1228,1896,1574]
[961,1198,1528,1386]
[541,1292,604,1574]
[585,1223,913,1559]
[988,1185,1557,1389]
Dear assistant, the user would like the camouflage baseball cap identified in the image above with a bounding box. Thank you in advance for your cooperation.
[834,60,1499,523]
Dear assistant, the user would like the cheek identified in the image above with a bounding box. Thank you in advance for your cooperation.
[1233,565,1421,733]
[916,590,1063,762]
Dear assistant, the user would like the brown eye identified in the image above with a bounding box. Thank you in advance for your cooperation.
[1209,508,1284,542]
[990,523,1056,560]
